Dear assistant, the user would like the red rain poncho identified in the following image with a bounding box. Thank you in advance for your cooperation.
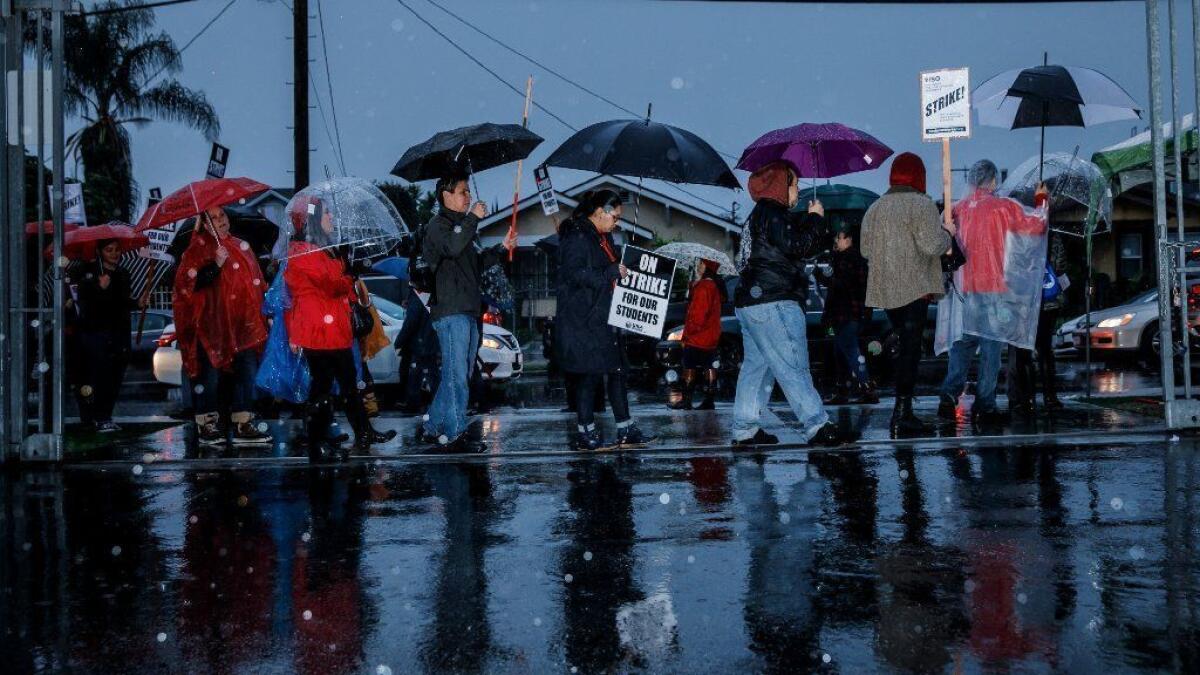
[952,188,1049,294]
[283,241,355,351]
[173,231,268,378]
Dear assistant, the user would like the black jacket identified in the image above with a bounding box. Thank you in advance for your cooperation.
[394,288,439,359]
[814,247,870,327]
[554,216,625,375]
[734,200,830,308]
[421,208,504,322]
[75,264,135,340]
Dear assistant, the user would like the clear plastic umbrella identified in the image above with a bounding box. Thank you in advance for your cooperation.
[281,177,409,263]
[654,242,735,275]
[999,151,1112,237]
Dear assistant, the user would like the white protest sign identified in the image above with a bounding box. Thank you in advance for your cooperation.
[59,183,86,225]
[139,221,179,262]
[534,164,558,216]
[921,67,971,141]
[607,245,676,339]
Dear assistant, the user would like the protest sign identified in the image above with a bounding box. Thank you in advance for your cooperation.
[607,245,676,339]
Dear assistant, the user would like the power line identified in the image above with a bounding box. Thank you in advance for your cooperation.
[145,0,239,86]
[314,0,347,174]
[393,0,578,132]
[83,0,202,16]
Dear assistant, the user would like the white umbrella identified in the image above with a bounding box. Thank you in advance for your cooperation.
[654,242,735,275]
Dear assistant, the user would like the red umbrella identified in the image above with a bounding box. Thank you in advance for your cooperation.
[49,222,148,261]
[134,177,270,232]
[24,220,80,236]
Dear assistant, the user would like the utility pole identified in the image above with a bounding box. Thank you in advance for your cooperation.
[293,0,309,189]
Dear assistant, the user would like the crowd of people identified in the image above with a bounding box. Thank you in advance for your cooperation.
[65,148,1063,459]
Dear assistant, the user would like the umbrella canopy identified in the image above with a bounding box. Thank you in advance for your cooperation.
[788,183,880,212]
[655,242,735,275]
[372,255,409,281]
[24,220,80,236]
[544,118,740,189]
[166,206,280,262]
[736,123,893,179]
[391,122,544,182]
[999,152,1113,236]
[1092,112,1196,178]
[52,222,148,261]
[134,177,271,232]
[974,64,1141,130]
[282,177,409,264]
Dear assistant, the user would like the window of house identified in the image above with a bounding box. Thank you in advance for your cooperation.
[1119,233,1144,279]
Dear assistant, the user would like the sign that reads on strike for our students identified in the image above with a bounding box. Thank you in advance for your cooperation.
[607,245,676,339]
[921,67,971,141]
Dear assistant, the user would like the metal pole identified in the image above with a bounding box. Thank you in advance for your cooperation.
[8,9,26,455]
[35,10,47,433]
[293,0,310,189]
[1169,0,1192,398]
[1148,0,1178,421]
[0,11,10,462]
[50,3,65,459]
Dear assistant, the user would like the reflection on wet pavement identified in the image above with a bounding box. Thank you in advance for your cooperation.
[3,436,1200,673]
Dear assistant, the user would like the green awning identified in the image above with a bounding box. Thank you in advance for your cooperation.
[1091,113,1197,177]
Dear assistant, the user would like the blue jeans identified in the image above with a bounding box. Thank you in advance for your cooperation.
[832,321,868,384]
[195,349,258,416]
[424,314,480,441]
[939,334,1003,413]
[732,301,829,442]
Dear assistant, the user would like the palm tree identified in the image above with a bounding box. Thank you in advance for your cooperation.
[27,1,219,221]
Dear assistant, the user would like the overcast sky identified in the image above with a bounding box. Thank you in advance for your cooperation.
[73,0,1193,223]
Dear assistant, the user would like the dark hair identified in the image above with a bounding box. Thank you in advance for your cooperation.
[571,189,623,220]
[435,173,470,209]
[95,238,119,253]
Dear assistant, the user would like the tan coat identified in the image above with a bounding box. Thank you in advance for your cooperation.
[860,187,951,310]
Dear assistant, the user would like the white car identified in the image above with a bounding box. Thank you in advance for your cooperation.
[1056,289,1160,360]
[152,294,523,387]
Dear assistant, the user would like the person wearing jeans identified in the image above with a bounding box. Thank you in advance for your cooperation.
[860,152,951,434]
[938,333,1003,417]
[419,173,516,451]
[730,162,841,448]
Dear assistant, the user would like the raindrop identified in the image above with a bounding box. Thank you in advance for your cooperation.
[189,515,199,524]
[1129,545,1146,560]
[22,542,31,552]
[858,355,867,364]
[357,381,367,390]
[822,654,832,664]
[582,143,594,155]
[187,268,198,279]
[240,241,250,251]
[30,319,40,328]
[687,555,695,564]
[58,256,70,268]
[867,341,882,355]
[377,666,393,675]
[564,573,573,583]
[193,384,205,395]
[1170,435,1181,442]
[301,532,311,542]
[422,414,430,422]
[964,579,976,592]
[666,148,680,162]
[257,422,269,433]
[132,465,144,476]
[659,492,671,505]
[583,551,593,561]
[111,545,122,557]
[665,370,679,384]
[711,360,721,369]
[253,278,261,286]
[1017,592,1027,604]
[323,315,334,324]
[391,565,400,575]
[438,434,448,444]
[232,262,240,270]
[750,285,762,298]
[779,512,791,524]
[237,495,249,507]
[453,226,462,234]
[302,610,313,621]
[156,632,167,643]
[899,469,910,480]
[670,76,685,90]
[1110,497,1124,511]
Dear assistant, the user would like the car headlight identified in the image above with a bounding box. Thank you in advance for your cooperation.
[481,337,502,350]
[666,329,683,342]
[1097,313,1135,329]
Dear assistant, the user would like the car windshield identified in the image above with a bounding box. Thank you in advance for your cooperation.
[1129,289,1157,305]
[371,295,406,321]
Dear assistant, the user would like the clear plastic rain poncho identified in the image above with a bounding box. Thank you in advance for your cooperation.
[999,152,1113,237]
[934,160,1049,354]
[281,177,409,263]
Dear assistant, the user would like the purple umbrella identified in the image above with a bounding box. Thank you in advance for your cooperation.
[736,123,893,186]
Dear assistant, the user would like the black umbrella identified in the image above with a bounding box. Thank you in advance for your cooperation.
[391,122,544,182]
[544,111,740,190]
[974,54,1140,179]
[167,205,279,262]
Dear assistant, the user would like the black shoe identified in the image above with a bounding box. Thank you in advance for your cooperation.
[824,387,850,405]
[733,429,779,447]
[937,396,958,420]
[808,423,846,447]
[695,396,716,410]
[232,422,272,445]
[971,408,1008,427]
[1043,396,1065,412]
[667,398,693,410]
[197,422,225,445]
[891,397,932,436]
[307,440,342,463]
[853,382,879,405]
[571,428,605,451]
[366,427,398,445]
[616,424,656,448]
[1008,402,1036,418]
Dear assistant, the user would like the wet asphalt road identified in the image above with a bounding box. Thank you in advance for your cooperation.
[4,429,1200,673]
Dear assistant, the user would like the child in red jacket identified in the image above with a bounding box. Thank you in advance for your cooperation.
[671,259,726,410]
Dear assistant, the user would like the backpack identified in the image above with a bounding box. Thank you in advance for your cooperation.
[1042,263,1062,302]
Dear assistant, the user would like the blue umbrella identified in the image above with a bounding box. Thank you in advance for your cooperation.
[372,256,409,281]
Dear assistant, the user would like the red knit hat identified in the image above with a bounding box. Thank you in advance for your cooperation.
[889,152,927,194]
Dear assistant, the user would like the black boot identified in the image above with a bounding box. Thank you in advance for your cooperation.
[891,397,932,436]
[668,370,694,410]
[853,380,879,404]
[824,382,850,405]
[695,369,718,410]
[305,399,342,463]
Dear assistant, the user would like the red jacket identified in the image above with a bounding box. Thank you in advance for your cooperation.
[682,278,722,350]
[284,242,355,351]
[952,189,1047,294]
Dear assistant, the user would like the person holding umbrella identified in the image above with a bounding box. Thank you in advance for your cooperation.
[860,152,951,433]
[418,173,516,452]
[669,258,726,411]
[173,206,272,446]
[730,162,842,448]
[556,189,656,450]
[73,237,146,431]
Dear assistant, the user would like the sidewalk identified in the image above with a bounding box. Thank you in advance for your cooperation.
[65,394,1173,466]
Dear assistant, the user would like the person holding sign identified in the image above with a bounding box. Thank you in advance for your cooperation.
[860,152,951,434]
[555,190,656,451]
[731,162,843,448]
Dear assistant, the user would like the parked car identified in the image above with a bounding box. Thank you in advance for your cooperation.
[151,294,523,387]
[129,309,172,362]
[1062,288,1200,364]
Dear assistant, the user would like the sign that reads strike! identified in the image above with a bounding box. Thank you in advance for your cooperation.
[607,245,676,339]
[921,67,971,141]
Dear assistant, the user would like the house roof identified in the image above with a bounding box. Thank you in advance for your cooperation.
[477,187,654,239]
[244,187,295,208]
[563,174,742,235]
